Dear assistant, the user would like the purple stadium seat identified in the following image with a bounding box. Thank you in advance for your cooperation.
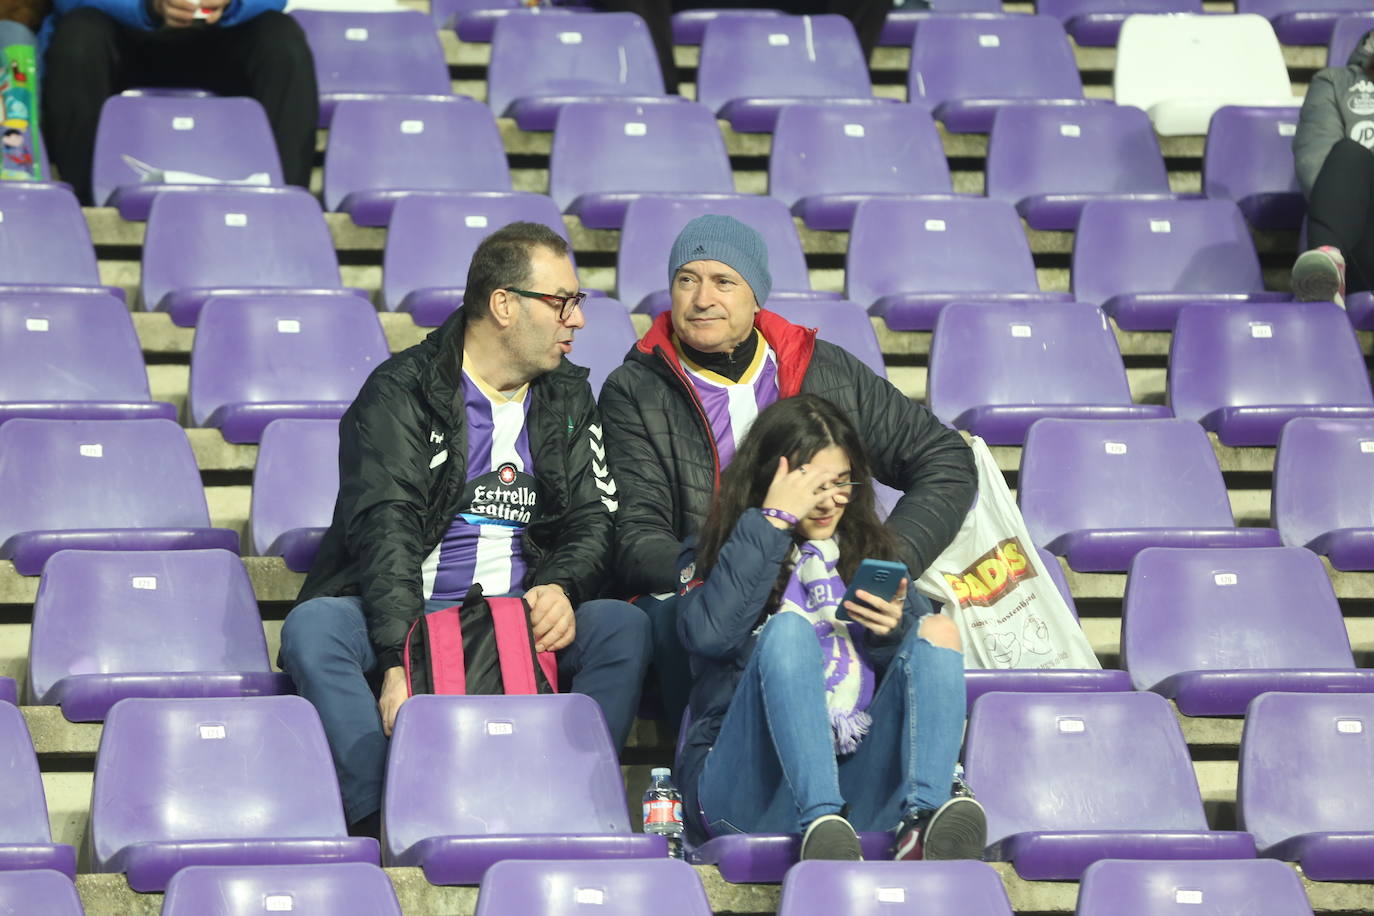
[0,678,14,705]
[0,419,239,576]
[769,103,952,231]
[1075,858,1314,915]
[1273,417,1374,570]
[673,8,783,44]
[880,5,1009,47]
[383,191,572,324]
[617,194,821,313]
[548,101,734,230]
[1019,418,1281,572]
[0,704,77,878]
[1071,199,1288,331]
[1239,692,1374,880]
[488,12,667,131]
[1203,106,1304,230]
[691,833,901,884]
[965,691,1256,880]
[0,184,120,299]
[0,870,83,914]
[847,197,1072,331]
[1327,12,1374,66]
[384,694,665,884]
[91,696,378,892]
[1168,302,1374,446]
[1239,0,1372,44]
[572,298,637,397]
[142,186,361,327]
[252,420,340,571]
[28,549,290,721]
[986,105,1179,231]
[475,858,712,915]
[1124,546,1374,715]
[162,863,403,916]
[766,299,887,380]
[430,0,519,30]
[778,860,1015,915]
[928,303,1172,445]
[323,97,511,227]
[292,10,452,126]
[910,16,1091,133]
[452,4,582,42]
[90,95,283,220]
[188,295,387,444]
[0,292,176,425]
[1038,0,1202,46]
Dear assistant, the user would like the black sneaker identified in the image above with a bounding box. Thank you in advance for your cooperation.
[800,814,863,861]
[893,797,987,861]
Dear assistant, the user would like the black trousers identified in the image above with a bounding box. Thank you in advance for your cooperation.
[1307,137,1374,295]
[42,8,318,204]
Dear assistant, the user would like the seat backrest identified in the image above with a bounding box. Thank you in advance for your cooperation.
[696,14,871,110]
[1239,692,1374,846]
[571,298,637,398]
[292,9,451,97]
[769,103,950,204]
[0,869,82,915]
[1071,199,1264,306]
[1018,418,1235,547]
[910,16,1083,106]
[964,691,1209,842]
[91,696,348,860]
[0,419,211,545]
[0,184,101,286]
[765,299,887,380]
[1168,302,1373,423]
[1038,0,1201,26]
[252,419,342,557]
[1122,546,1356,692]
[475,858,713,915]
[547,101,734,211]
[487,11,663,114]
[1075,858,1313,916]
[0,293,152,404]
[1272,417,1374,548]
[1328,13,1374,67]
[1238,0,1369,21]
[1202,106,1302,212]
[1114,14,1290,114]
[0,702,57,844]
[162,863,403,916]
[91,95,283,207]
[778,860,1015,916]
[986,104,1169,203]
[928,303,1134,425]
[28,549,270,701]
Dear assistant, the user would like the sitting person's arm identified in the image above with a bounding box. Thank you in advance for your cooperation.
[1294,68,1348,200]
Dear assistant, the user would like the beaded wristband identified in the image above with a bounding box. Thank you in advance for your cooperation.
[761,508,799,527]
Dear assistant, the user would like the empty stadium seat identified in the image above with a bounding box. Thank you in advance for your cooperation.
[323,97,511,227]
[769,103,952,231]
[252,419,340,571]
[188,294,387,444]
[673,8,782,44]
[382,191,573,324]
[488,12,667,130]
[1203,105,1304,230]
[475,858,713,915]
[162,863,403,916]
[985,105,1179,231]
[445,2,576,42]
[1123,546,1374,715]
[1273,417,1374,570]
[1168,302,1374,447]
[1327,12,1374,67]
[0,184,115,298]
[384,694,664,883]
[90,696,378,892]
[1239,692,1374,880]
[766,299,887,380]
[879,3,1009,46]
[847,197,1071,331]
[1071,199,1287,331]
[27,549,290,721]
[691,833,898,884]
[928,303,1170,445]
[141,186,361,327]
[573,297,637,397]
[0,419,239,576]
[91,95,282,220]
[778,860,1015,915]
[0,703,76,877]
[0,292,176,425]
[1019,418,1280,572]
[0,678,14,705]
[1238,0,1372,44]
[617,194,820,313]
[1114,14,1295,136]
[910,16,1091,133]
[1074,858,1314,915]
[547,101,734,229]
[0,869,82,914]
[965,691,1256,880]
[293,10,452,126]
[1038,0,1201,46]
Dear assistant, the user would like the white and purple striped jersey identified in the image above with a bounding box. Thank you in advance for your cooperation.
[678,333,781,469]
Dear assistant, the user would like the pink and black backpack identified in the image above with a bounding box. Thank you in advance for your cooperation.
[404,585,558,696]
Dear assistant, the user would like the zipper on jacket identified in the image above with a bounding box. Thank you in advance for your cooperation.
[653,345,722,490]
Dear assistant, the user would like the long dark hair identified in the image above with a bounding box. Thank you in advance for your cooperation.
[695,394,899,620]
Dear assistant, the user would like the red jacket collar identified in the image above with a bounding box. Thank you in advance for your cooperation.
[637,309,816,396]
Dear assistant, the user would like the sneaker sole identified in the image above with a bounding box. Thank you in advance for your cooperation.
[922,800,987,861]
[1292,250,1343,303]
[800,815,864,862]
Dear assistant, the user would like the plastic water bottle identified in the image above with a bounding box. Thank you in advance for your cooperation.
[642,767,685,859]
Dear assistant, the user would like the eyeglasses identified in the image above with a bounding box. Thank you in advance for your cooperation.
[503,287,587,322]
[815,480,862,505]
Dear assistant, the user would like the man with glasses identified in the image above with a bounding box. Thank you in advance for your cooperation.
[281,221,650,839]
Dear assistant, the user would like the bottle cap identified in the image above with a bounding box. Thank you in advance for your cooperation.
[651,767,671,777]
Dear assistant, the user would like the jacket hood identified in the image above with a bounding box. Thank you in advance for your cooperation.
[1349,28,1374,68]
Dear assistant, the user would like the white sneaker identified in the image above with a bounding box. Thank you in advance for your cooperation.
[1292,246,1347,308]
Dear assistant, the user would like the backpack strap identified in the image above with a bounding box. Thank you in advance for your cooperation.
[488,597,558,694]
[423,605,468,695]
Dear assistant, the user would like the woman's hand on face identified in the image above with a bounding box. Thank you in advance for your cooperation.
[762,456,836,525]
[843,578,907,638]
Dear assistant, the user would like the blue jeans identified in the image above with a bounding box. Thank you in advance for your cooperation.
[280,595,651,824]
[697,610,965,835]
[635,592,693,739]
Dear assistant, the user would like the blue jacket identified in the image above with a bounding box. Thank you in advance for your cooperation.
[676,509,932,844]
[40,0,283,52]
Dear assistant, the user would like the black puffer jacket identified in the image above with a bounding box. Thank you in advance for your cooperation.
[599,309,976,596]
[297,309,617,670]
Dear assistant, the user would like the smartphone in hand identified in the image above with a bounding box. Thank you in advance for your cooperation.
[836,558,910,621]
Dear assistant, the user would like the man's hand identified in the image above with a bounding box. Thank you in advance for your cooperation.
[378,665,408,737]
[525,583,575,653]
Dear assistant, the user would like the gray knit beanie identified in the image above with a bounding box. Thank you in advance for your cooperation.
[667,214,772,306]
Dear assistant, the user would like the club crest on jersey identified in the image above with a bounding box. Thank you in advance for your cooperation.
[497,462,518,485]
[679,562,695,584]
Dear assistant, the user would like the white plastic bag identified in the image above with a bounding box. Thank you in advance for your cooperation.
[916,436,1101,670]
